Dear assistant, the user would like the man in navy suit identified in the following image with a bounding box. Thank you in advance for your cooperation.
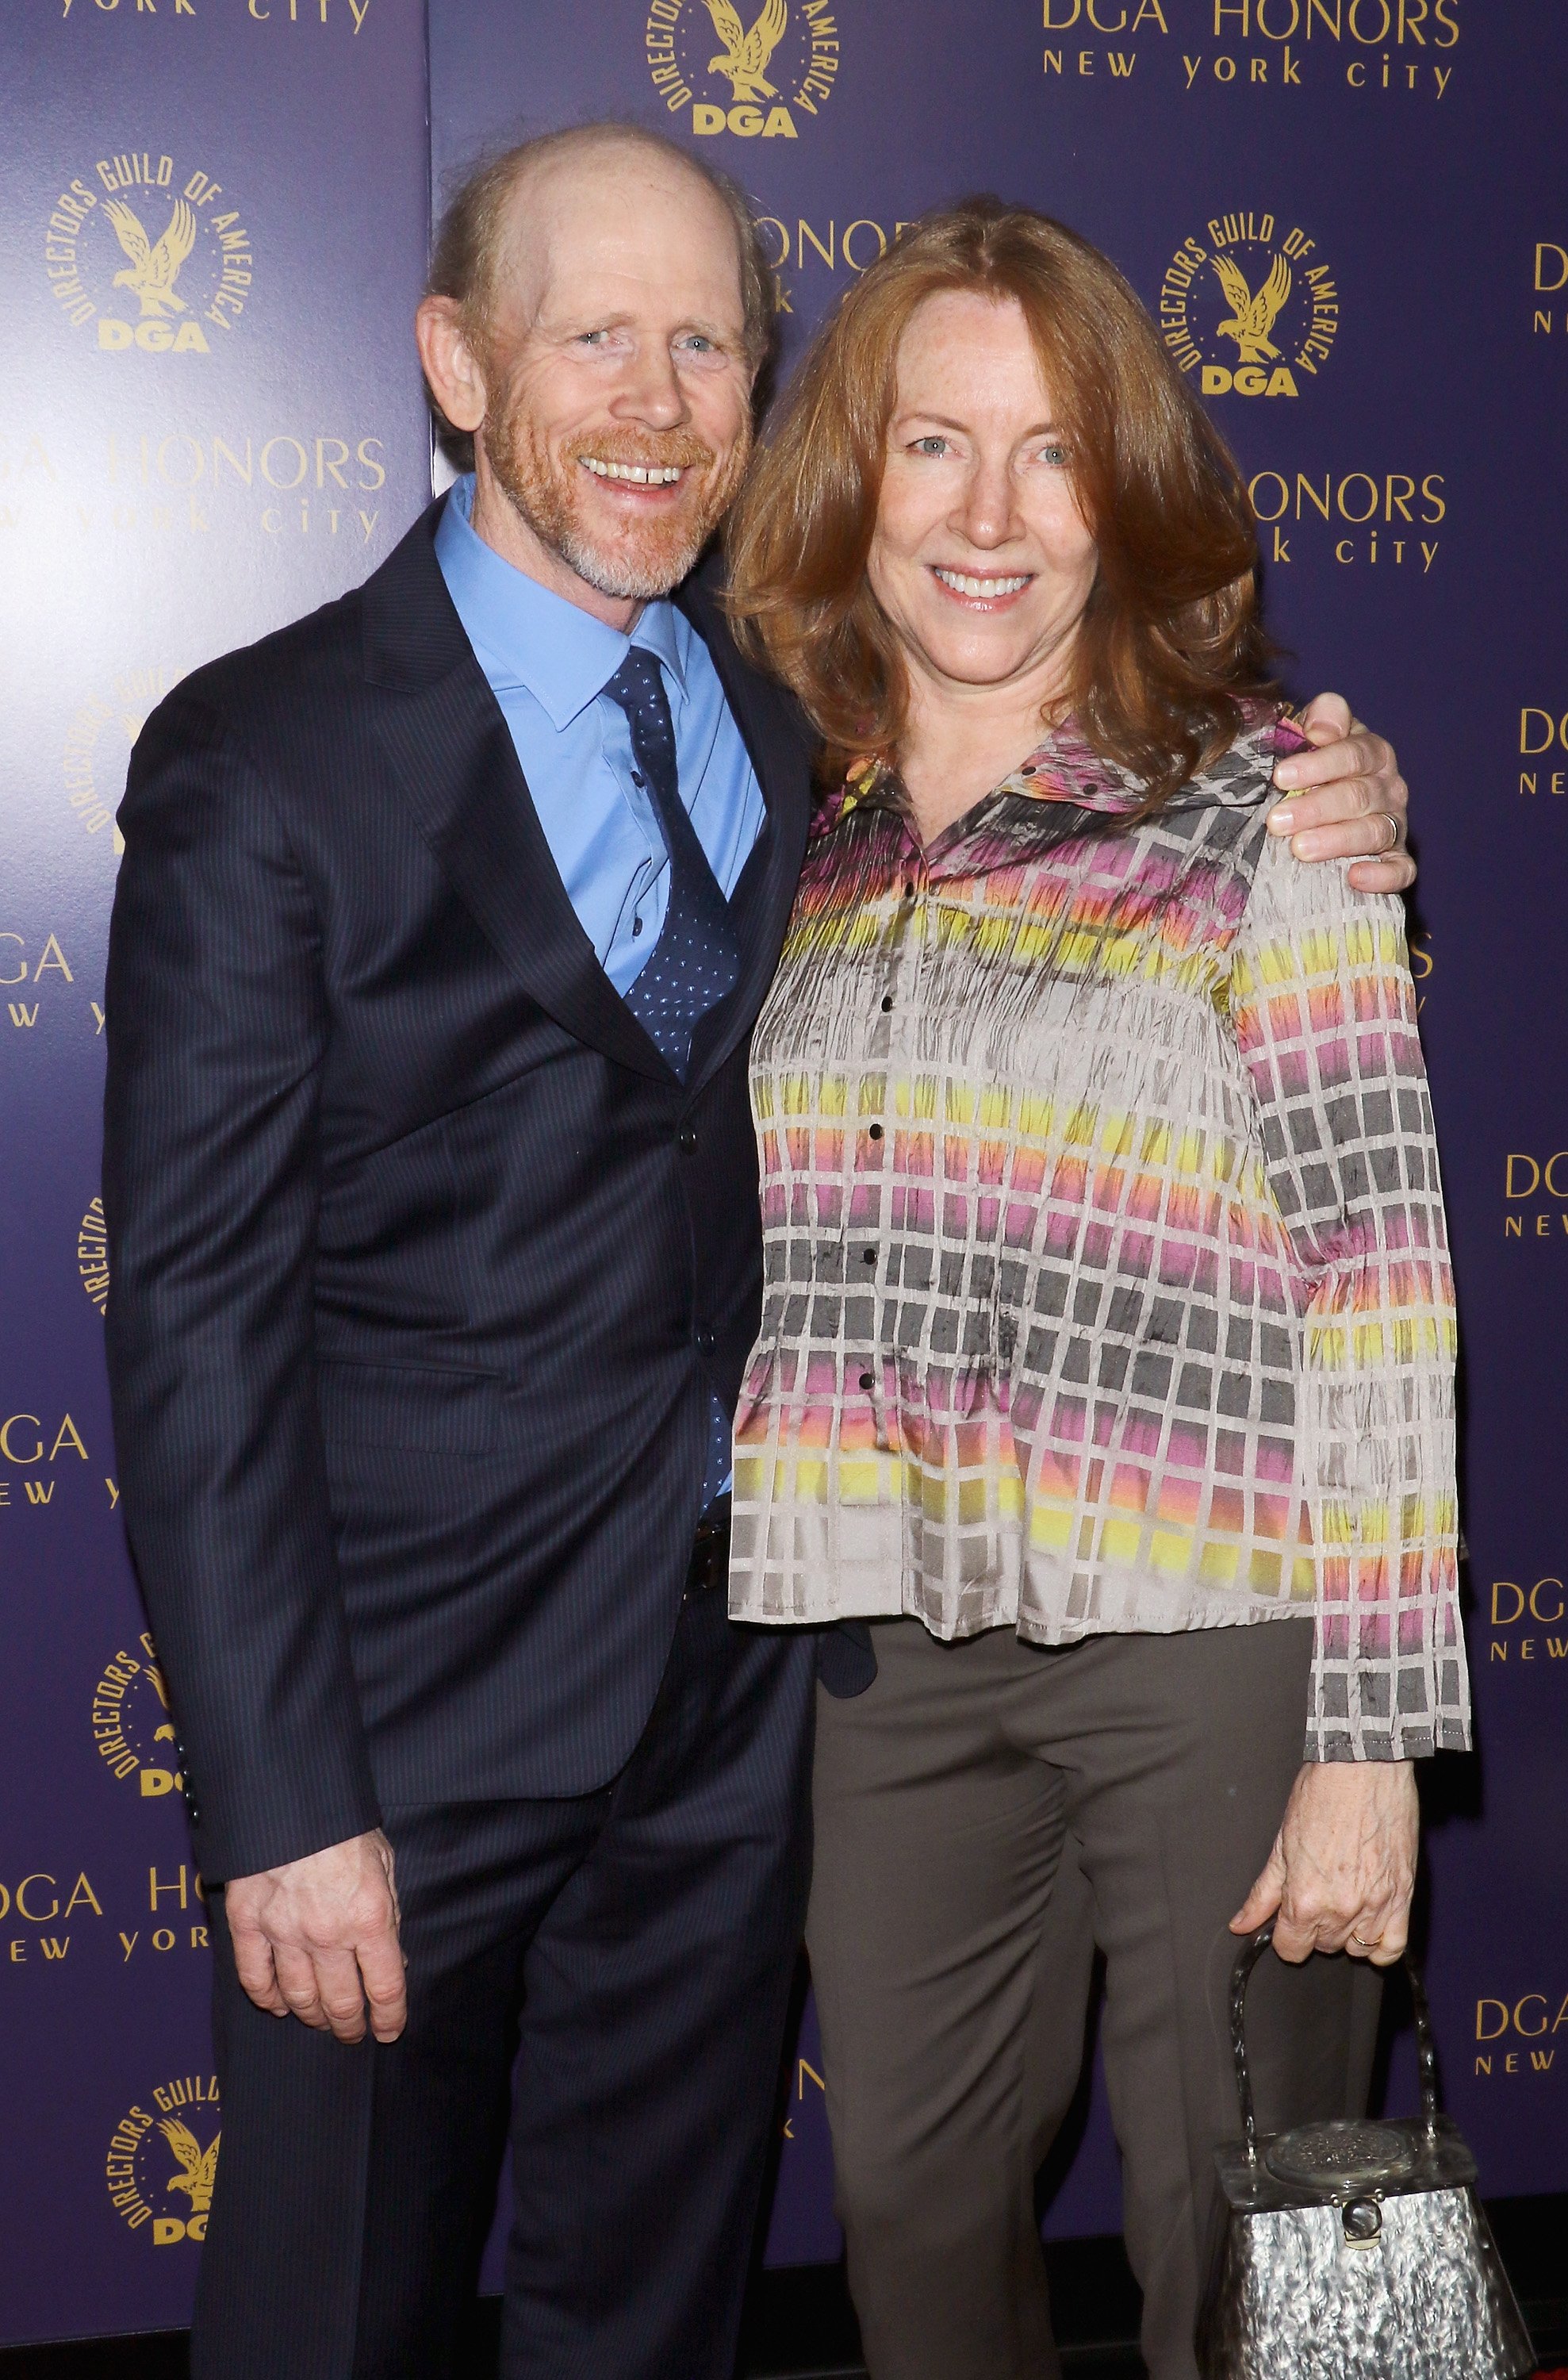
[103,124,1412,2380]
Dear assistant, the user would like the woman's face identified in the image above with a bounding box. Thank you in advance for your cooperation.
[867,290,1099,704]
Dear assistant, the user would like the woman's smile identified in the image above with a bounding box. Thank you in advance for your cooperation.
[929,566,1036,606]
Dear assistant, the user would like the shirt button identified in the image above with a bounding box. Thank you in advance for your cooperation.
[858,1371,874,1392]
[633,916,644,936]
[631,771,646,788]
[880,994,894,1013]
[696,1328,715,1353]
[868,1123,884,1141]
[679,1127,698,1152]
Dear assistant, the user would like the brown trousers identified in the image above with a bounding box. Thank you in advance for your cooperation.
[807,1618,1382,2380]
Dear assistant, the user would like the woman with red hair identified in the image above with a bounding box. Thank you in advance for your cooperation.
[724,201,1467,2380]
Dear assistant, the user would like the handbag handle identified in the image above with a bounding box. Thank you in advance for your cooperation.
[1229,1921,1439,2167]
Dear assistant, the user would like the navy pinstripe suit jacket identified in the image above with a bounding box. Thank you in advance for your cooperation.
[102,499,817,1884]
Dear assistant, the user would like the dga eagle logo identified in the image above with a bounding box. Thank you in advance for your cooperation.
[43,149,255,352]
[92,1631,186,1801]
[644,0,841,139]
[105,195,198,320]
[105,2076,221,2245]
[1159,213,1339,399]
[1211,251,1292,365]
[702,0,788,100]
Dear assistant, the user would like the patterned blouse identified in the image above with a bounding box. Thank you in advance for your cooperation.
[728,709,1470,1762]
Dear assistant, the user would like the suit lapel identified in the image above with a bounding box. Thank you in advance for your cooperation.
[362,505,813,1092]
[363,502,674,1082]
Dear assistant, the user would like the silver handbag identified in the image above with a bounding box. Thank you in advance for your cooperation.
[1197,1921,1535,2380]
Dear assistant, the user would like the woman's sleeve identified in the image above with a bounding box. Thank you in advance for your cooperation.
[1229,822,1470,1762]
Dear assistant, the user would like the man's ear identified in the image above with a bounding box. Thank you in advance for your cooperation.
[415,295,489,437]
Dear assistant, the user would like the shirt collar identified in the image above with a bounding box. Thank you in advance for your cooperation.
[435,475,688,730]
[815,704,1294,842]
[993,720,1144,816]
[814,723,1141,845]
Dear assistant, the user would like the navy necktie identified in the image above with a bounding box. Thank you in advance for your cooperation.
[604,647,742,1513]
[605,649,741,1084]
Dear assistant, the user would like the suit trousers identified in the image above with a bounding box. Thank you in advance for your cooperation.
[191,1585,815,2380]
[807,1618,1382,2380]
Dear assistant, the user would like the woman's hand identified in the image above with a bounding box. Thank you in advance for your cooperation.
[1268,693,1414,896]
[1231,1761,1419,1967]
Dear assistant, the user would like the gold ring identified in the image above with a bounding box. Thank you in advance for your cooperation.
[1371,812,1401,856]
[1350,1932,1381,1950]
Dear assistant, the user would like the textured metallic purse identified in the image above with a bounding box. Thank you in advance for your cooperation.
[1197,1921,1535,2380]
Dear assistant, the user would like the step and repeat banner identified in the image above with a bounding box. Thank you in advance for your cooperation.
[3,0,1566,2345]
[2,0,432,2346]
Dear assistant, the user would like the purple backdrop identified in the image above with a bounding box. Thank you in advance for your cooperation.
[2,0,431,2343]
[2,0,1566,2345]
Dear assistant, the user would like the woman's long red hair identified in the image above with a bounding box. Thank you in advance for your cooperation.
[724,198,1275,808]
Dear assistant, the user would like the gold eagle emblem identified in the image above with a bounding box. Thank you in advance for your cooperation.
[104,197,198,319]
[159,2117,220,2213]
[698,0,789,102]
[1210,251,1292,365]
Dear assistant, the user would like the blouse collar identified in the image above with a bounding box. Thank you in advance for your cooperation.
[811,704,1300,843]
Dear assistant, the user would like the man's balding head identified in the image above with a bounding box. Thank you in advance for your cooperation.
[415,121,767,626]
[427,124,772,391]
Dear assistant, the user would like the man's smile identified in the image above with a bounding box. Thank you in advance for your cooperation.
[580,457,688,486]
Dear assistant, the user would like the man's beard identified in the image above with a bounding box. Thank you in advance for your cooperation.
[484,403,751,601]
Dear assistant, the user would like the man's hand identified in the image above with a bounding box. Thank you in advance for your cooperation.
[1231,1761,1418,1967]
[225,1829,407,2044]
[1268,692,1414,896]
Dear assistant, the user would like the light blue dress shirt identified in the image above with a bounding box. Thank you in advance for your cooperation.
[435,476,766,996]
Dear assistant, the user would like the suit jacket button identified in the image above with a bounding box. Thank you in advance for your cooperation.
[678,1127,698,1152]
[696,1329,715,1354]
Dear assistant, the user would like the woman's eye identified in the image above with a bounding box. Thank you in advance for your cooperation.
[1038,443,1068,468]
[911,436,949,457]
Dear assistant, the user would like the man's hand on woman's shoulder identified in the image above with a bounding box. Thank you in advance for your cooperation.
[1267,691,1414,895]
[224,1827,407,2044]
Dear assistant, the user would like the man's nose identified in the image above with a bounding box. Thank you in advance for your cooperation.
[610,342,688,430]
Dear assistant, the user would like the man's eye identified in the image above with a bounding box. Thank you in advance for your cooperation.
[680,335,715,353]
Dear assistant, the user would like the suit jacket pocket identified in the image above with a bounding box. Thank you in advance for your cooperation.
[316,1361,500,1456]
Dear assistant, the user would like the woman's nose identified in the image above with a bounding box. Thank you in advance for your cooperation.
[952,460,1018,549]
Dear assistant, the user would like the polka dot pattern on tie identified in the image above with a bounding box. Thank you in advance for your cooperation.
[605,649,742,1083]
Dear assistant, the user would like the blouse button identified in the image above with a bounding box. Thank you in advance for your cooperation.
[880,994,894,1013]
[861,1248,876,1265]
[858,1371,874,1392]
[868,1123,884,1141]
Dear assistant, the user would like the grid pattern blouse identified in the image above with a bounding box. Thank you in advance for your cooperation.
[727,709,1470,1762]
